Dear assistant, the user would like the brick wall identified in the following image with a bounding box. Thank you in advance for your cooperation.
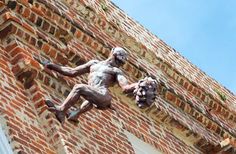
[0,0,235,154]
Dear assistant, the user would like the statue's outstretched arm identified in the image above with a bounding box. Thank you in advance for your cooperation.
[43,60,98,77]
[116,71,138,93]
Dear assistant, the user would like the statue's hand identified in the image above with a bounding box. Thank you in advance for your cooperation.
[35,57,52,69]
[133,77,158,108]
[41,59,52,68]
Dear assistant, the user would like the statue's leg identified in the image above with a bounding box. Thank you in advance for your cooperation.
[58,84,84,111]
[45,99,66,124]
[46,84,111,124]
[67,100,93,122]
[67,85,111,123]
[45,84,86,124]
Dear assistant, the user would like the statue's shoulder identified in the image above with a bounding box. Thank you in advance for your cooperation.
[89,59,100,65]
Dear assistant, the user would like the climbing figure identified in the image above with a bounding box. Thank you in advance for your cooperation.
[42,47,157,124]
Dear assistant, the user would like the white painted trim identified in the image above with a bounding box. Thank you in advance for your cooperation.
[0,126,13,154]
[124,131,162,154]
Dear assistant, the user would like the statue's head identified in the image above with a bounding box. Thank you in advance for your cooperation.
[134,77,158,108]
[110,47,128,67]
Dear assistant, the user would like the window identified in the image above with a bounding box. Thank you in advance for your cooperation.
[124,131,162,154]
[0,125,13,154]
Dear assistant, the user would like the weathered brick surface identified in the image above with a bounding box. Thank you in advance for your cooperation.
[0,0,235,154]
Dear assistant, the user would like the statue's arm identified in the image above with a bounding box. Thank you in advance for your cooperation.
[116,70,138,93]
[44,60,98,77]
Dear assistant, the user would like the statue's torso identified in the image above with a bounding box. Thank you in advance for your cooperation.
[88,61,119,88]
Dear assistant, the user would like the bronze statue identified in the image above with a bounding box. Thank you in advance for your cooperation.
[42,47,157,124]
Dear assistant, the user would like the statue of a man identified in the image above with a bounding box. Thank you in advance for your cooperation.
[43,47,157,124]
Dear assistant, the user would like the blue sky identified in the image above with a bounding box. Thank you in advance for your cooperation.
[112,0,236,94]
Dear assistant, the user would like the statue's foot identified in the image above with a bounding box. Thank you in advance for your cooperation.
[45,99,54,108]
[45,99,65,124]
[67,109,80,123]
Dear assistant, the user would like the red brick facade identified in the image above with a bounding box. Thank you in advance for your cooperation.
[0,0,235,153]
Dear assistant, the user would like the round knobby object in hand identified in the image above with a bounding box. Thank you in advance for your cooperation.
[133,77,158,108]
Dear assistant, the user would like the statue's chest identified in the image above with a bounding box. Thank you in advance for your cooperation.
[91,64,116,75]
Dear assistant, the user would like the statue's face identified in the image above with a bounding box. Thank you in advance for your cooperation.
[112,47,128,66]
[134,77,157,108]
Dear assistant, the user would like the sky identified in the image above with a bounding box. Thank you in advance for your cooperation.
[112,0,236,95]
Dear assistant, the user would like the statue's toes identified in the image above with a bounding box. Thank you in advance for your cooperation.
[45,99,61,113]
[45,99,55,108]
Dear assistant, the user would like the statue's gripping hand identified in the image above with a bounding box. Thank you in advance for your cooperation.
[133,77,158,108]
[34,56,52,70]
[41,59,52,69]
